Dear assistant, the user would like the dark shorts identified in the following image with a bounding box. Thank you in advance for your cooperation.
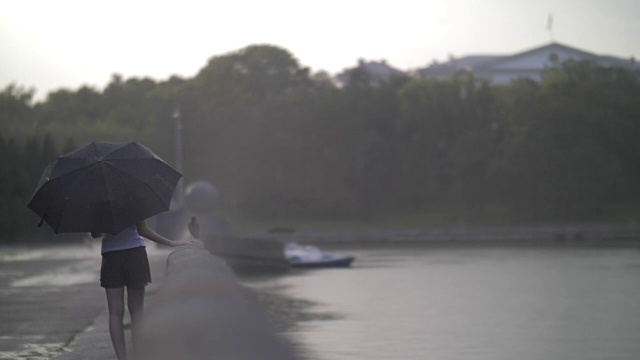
[100,246,151,289]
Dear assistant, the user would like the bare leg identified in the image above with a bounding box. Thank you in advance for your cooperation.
[127,287,145,355]
[106,287,127,360]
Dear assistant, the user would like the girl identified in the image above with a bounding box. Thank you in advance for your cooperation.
[93,220,192,360]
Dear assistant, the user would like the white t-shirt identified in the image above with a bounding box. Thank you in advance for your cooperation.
[101,225,146,254]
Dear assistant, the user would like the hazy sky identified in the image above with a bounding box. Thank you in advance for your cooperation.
[2,0,639,100]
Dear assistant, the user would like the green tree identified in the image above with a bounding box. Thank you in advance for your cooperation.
[491,60,640,221]
[0,84,35,140]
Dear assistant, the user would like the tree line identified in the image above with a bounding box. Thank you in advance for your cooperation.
[2,44,640,242]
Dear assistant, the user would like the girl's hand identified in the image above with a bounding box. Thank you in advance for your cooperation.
[172,239,193,247]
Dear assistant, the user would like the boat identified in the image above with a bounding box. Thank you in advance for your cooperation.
[205,234,292,275]
[284,242,355,268]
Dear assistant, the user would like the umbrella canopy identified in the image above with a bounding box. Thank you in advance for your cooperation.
[27,141,182,235]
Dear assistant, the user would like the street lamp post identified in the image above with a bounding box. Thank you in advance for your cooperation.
[173,107,184,209]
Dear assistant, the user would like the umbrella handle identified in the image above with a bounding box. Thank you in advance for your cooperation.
[37,214,46,227]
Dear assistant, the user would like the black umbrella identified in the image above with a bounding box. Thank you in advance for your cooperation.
[27,141,182,235]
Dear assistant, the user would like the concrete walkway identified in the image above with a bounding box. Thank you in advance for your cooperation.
[53,242,298,360]
[53,309,113,360]
[53,251,168,360]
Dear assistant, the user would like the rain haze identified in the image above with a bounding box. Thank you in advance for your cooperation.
[3,1,640,360]
[1,0,639,99]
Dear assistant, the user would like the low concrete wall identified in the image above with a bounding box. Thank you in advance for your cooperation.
[202,234,291,274]
[138,243,299,360]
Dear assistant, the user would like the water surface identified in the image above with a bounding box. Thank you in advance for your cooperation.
[247,244,640,360]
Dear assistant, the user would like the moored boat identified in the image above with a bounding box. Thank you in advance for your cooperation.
[284,242,355,268]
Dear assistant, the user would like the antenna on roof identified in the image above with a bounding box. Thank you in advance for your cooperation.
[546,13,554,42]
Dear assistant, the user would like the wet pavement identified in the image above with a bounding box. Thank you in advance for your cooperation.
[0,244,170,360]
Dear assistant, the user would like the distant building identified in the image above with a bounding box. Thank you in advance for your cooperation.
[336,59,405,87]
[417,42,640,85]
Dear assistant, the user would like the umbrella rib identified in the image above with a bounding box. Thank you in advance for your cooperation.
[52,164,98,232]
[99,162,117,234]
[106,158,165,182]
[144,181,171,208]
[54,198,70,233]
[106,158,176,207]
[102,160,173,215]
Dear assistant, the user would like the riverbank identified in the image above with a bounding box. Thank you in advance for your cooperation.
[228,224,640,245]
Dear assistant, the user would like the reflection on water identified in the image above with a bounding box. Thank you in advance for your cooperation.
[245,244,640,360]
[248,283,345,332]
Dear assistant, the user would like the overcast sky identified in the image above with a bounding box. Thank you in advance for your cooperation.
[2,0,639,100]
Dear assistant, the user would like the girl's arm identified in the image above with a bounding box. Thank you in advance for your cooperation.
[136,220,192,247]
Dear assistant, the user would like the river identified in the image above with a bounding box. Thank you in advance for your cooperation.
[245,242,640,360]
